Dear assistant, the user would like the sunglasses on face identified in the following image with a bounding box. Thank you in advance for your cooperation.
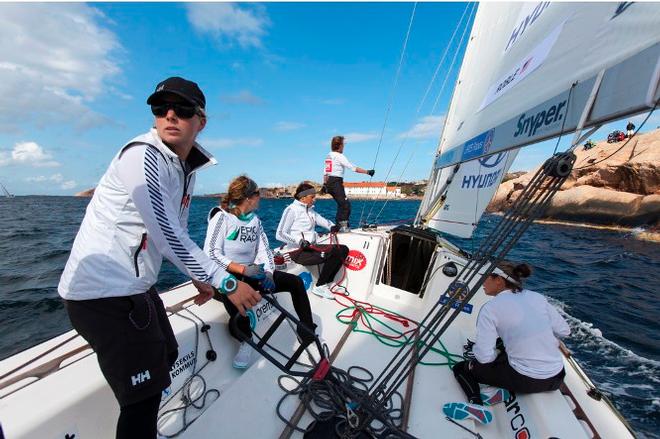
[151,103,200,119]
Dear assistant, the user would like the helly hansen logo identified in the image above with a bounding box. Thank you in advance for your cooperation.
[131,370,151,386]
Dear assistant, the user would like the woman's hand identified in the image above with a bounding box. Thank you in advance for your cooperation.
[243,263,266,280]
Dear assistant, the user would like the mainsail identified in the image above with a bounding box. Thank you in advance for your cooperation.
[419,2,660,237]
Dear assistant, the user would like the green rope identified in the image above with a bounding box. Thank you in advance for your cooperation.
[335,304,464,368]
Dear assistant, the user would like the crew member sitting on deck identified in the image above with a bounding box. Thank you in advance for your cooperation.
[204,176,317,369]
[443,261,571,425]
[276,182,350,300]
[323,135,375,231]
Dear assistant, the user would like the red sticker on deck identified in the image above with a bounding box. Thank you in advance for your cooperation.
[345,250,367,271]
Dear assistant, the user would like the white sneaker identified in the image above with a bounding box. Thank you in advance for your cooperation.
[233,341,253,369]
[312,284,335,300]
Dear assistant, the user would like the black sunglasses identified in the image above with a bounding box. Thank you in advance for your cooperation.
[151,103,200,119]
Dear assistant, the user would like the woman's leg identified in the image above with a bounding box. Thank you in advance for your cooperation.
[452,361,484,405]
[116,392,161,439]
[215,291,252,341]
[272,270,316,342]
[316,244,349,286]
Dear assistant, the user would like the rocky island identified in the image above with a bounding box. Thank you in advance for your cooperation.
[487,128,659,233]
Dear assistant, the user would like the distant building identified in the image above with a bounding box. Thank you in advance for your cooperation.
[343,182,402,198]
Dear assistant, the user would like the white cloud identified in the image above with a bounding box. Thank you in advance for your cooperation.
[399,115,445,140]
[275,121,305,131]
[0,4,123,133]
[202,137,263,149]
[61,180,76,190]
[186,3,269,48]
[345,132,378,143]
[6,142,60,168]
[220,90,265,106]
[25,173,73,190]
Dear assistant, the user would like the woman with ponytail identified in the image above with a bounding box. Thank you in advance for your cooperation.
[276,182,349,299]
[203,176,317,369]
[443,261,571,425]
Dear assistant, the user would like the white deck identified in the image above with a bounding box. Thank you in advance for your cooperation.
[0,228,635,438]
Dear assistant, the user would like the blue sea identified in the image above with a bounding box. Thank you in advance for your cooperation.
[0,196,658,437]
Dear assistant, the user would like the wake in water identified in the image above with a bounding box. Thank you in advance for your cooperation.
[549,297,660,438]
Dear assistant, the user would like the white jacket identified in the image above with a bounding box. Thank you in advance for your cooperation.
[276,200,334,246]
[324,151,356,178]
[203,208,275,272]
[58,129,231,300]
[473,289,570,379]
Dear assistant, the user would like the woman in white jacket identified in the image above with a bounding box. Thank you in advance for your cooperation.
[204,176,316,369]
[443,261,571,425]
[276,182,349,299]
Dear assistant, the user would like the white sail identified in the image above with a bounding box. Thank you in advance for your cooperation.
[421,2,660,236]
[426,149,518,238]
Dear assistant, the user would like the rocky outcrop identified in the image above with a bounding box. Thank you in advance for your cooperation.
[488,128,660,228]
[75,188,95,197]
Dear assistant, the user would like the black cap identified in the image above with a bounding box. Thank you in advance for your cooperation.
[146,76,206,109]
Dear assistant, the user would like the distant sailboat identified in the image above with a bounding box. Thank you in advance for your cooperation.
[0,181,14,198]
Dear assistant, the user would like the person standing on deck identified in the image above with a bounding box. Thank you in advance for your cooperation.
[323,135,375,231]
[58,77,261,439]
[443,261,570,425]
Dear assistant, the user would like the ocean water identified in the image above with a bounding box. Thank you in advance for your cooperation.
[0,196,658,437]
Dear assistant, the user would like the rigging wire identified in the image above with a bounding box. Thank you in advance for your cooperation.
[416,2,472,113]
[552,82,577,155]
[365,2,477,225]
[430,2,477,115]
[357,2,418,227]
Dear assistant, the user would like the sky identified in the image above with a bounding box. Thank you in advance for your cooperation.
[0,2,657,196]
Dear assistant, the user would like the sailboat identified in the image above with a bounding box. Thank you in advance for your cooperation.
[1,3,658,438]
[0,182,13,199]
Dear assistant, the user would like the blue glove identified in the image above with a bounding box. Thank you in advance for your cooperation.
[243,263,266,280]
[262,271,275,292]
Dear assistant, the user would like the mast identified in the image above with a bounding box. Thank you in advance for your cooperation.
[0,182,12,198]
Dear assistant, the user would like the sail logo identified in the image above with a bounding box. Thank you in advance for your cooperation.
[345,250,367,271]
[505,2,551,53]
[478,152,506,168]
[461,129,494,161]
[461,170,502,190]
[514,99,566,138]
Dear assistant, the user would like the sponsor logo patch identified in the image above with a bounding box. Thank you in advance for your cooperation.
[461,129,494,161]
[514,99,567,138]
[345,250,367,271]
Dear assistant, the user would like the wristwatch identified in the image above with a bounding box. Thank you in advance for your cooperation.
[219,274,238,295]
